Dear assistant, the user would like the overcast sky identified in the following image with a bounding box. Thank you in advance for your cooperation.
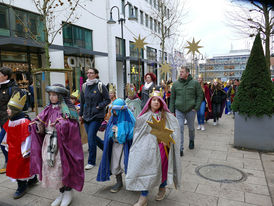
[182,0,252,58]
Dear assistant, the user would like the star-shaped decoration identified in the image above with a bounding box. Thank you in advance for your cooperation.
[147,116,175,147]
[185,38,203,56]
[133,34,148,51]
[159,62,172,76]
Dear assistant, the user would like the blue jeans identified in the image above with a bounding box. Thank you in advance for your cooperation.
[197,101,206,125]
[0,126,8,163]
[225,99,231,114]
[141,180,167,196]
[84,121,104,165]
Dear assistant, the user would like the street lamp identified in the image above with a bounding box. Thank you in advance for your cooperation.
[107,3,137,99]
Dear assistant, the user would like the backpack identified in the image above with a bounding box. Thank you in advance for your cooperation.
[82,81,103,94]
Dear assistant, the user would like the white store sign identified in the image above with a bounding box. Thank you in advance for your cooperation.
[67,56,94,68]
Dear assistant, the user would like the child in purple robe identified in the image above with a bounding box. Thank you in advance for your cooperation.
[29,84,84,206]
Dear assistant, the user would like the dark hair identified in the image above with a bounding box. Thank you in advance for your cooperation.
[0,67,12,79]
[89,68,99,79]
[181,66,190,73]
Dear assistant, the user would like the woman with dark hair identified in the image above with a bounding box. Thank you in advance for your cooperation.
[29,84,84,206]
[139,72,156,108]
[79,68,111,170]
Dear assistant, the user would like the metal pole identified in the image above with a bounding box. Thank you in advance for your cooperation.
[121,19,127,99]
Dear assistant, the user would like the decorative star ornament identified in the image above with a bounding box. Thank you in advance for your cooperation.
[133,34,148,51]
[185,38,203,56]
[159,62,172,76]
[147,116,175,147]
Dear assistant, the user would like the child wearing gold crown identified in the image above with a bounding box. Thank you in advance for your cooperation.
[125,83,142,118]
[1,91,38,199]
[126,88,181,206]
[29,84,84,206]
[70,90,80,111]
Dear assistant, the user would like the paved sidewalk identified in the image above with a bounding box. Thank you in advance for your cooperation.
[0,113,273,206]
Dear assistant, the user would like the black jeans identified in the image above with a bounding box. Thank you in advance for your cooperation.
[212,103,221,122]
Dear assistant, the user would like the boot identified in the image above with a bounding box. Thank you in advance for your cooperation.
[60,190,73,206]
[28,175,38,187]
[155,187,166,201]
[133,195,148,206]
[13,180,28,199]
[110,173,123,193]
[51,192,63,206]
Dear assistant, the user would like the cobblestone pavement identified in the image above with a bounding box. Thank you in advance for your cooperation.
[0,111,273,206]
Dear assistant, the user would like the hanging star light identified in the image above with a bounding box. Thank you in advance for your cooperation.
[185,38,203,56]
[159,62,172,76]
[147,116,175,148]
[133,34,148,51]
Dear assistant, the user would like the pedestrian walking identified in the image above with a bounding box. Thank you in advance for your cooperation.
[2,91,38,199]
[97,98,135,193]
[169,66,203,156]
[79,68,111,170]
[138,72,156,108]
[125,83,142,118]
[126,89,181,206]
[29,84,84,206]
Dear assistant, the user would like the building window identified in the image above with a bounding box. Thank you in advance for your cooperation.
[0,4,10,36]
[63,23,93,50]
[116,37,125,56]
[134,7,138,22]
[9,7,45,41]
[154,19,157,32]
[149,0,152,5]
[140,10,144,25]
[147,46,157,61]
[145,14,148,27]
[167,9,170,19]
[128,3,133,18]
[158,22,161,33]
[150,17,153,30]
[130,41,144,58]
[154,0,157,8]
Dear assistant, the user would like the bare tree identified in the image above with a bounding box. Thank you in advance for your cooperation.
[150,0,188,71]
[225,0,273,72]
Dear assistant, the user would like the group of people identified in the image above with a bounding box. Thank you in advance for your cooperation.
[0,65,239,206]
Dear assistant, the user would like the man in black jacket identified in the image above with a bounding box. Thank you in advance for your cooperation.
[0,67,19,174]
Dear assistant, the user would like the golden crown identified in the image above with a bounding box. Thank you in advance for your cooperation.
[198,74,203,78]
[109,83,116,93]
[70,90,80,99]
[149,88,164,98]
[126,83,135,97]
[8,92,26,110]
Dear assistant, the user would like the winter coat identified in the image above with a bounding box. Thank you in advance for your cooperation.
[0,80,19,126]
[169,75,203,113]
[79,82,111,122]
[211,88,227,104]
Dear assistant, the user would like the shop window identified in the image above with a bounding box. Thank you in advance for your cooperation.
[147,46,157,61]
[130,41,144,58]
[0,4,10,36]
[62,23,93,50]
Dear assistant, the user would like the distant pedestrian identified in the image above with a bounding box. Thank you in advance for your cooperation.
[224,80,232,115]
[138,72,156,108]
[169,66,203,156]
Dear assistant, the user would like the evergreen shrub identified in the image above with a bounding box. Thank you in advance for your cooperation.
[232,33,274,117]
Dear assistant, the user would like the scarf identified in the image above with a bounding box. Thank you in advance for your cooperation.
[144,82,153,90]
[0,80,10,85]
[86,79,98,86]
[46,126,58,167]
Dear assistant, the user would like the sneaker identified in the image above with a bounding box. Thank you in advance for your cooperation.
[180,150,184,157]
[184,120,187,125]
[197,125,201,130]
[213,122,217,126]
[201,125,205,131]
[227,112,231,115]
[85,164,94,170]
[155,187,166,201]
[189,140,194,150]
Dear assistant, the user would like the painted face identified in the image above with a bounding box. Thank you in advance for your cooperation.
[7,107,12,117]
[150,97,161,112]
[49,92,58,104]
[145,75,152,83]
[0,72,8,83]
[86,69,98,80]
[180,68,188,80]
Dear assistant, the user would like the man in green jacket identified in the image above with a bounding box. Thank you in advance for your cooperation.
[169,66,203,156]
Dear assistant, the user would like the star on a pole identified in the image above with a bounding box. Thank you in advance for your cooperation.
[159,62,172,76]
[133,34,148,51]
[185,38,203,56]
[147,116,175,148]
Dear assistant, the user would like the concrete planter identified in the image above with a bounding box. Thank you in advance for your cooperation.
[234,113,274,151]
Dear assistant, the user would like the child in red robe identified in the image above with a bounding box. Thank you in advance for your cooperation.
[2,91,37,199]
